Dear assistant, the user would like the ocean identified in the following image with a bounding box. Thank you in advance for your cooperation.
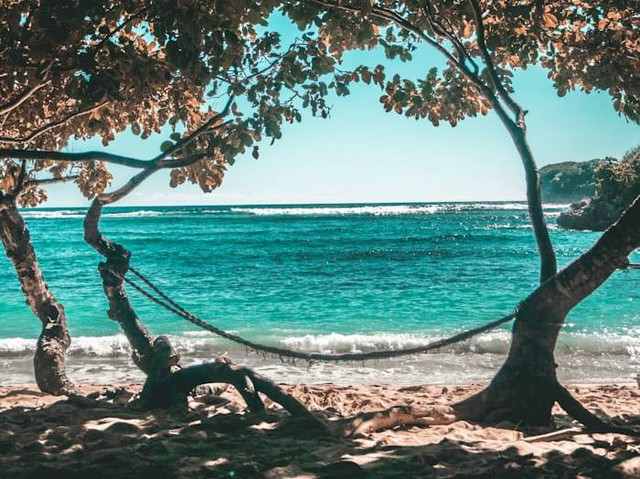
[1,202,638,386]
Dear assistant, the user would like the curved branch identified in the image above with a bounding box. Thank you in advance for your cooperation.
[10,160,28,197]
[140,347,330,432]
[310,0,557,282]
[341,404,457,437]
[0,96,233,168]
[0,80,51,117]
[83,97,233,258]
[24,175,80,187]
[554,382,639,436]
[0,101,110,145]
[423,3,479,75]
[0,148,157,168]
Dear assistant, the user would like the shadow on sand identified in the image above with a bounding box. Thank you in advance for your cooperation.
[0,384,638,478]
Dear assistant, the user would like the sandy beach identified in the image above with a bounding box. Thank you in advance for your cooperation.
[1,382,638,478]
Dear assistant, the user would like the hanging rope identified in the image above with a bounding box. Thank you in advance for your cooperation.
[113,265,516,362]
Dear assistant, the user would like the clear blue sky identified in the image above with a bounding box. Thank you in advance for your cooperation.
[44,31,639,207]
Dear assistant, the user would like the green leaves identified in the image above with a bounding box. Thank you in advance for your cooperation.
[160,141,174,152]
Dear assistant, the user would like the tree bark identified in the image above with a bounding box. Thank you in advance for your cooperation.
[83,199,156,373]
[138,336,330,433]
[0,196,74,395]
[455,195,640,425]
[506,126,558,283]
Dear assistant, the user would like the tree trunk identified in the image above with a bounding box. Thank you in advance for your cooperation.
[0,197,74,395]
[84,199,156,373]
[508,127,558,283]
[455,195,640,425]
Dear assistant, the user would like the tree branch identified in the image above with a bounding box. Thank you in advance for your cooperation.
[0,96,233,169]
[9,160,28,197]
[24,175,80,187]
[83,97,234,256]
[423,3,479,76]
[468,0,523,124]
[93,6,151,51]
[311,0,557,281]
[0,80,51,117]
[0,101,110,145]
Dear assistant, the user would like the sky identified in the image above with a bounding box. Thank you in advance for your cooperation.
[42,22,639,207]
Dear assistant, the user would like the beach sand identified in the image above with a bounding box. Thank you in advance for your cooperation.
[0,382,638,478]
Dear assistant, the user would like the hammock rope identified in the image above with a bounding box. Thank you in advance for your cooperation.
[117,265,516,362]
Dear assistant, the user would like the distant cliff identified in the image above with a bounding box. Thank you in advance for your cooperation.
[539,159,605,203]
[548,147,639,231]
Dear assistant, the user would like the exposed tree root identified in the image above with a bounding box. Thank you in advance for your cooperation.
[138,336,331,434]
[554,382,640,437]
[524,427,584,443]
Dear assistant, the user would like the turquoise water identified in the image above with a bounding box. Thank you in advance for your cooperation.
[1,203,638,385]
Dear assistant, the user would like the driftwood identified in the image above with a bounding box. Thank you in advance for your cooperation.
[339,405,457,438]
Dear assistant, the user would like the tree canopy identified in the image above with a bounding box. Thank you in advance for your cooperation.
[286,0,639,126]
[2,1,637,207]
[0,0,348,206]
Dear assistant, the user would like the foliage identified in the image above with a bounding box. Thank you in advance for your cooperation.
[285,0,639,126]
[0,0,345,205]
[1,1,638,207]
[595,145,640,207]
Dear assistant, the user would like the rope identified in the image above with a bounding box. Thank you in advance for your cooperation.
[119,266,516,362]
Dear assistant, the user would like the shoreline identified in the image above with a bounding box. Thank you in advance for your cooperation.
[2,328,639,387]
[2,354,638,388]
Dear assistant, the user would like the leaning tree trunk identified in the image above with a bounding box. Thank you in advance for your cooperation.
[0,196,74,395]
[455,195,640,425]
[83,199,156,373]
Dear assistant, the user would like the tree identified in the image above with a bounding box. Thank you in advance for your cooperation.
[282,0,640,427]
[0,0,345,394]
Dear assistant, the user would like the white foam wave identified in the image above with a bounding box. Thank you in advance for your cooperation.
[232,204,524,217]
[19,203,570,220]
[231,205,443,216]
[232,203,571,217]
[21,210,84,219]
[282,331,640,357]
[20,210,166,219]
[1,330,637,359]
[104,210,162,218]
[281,331,514,355]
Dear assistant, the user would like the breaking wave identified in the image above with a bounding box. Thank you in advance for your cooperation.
[231,203,569,217]
[1,330,637,359]
[19,203,570,220]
